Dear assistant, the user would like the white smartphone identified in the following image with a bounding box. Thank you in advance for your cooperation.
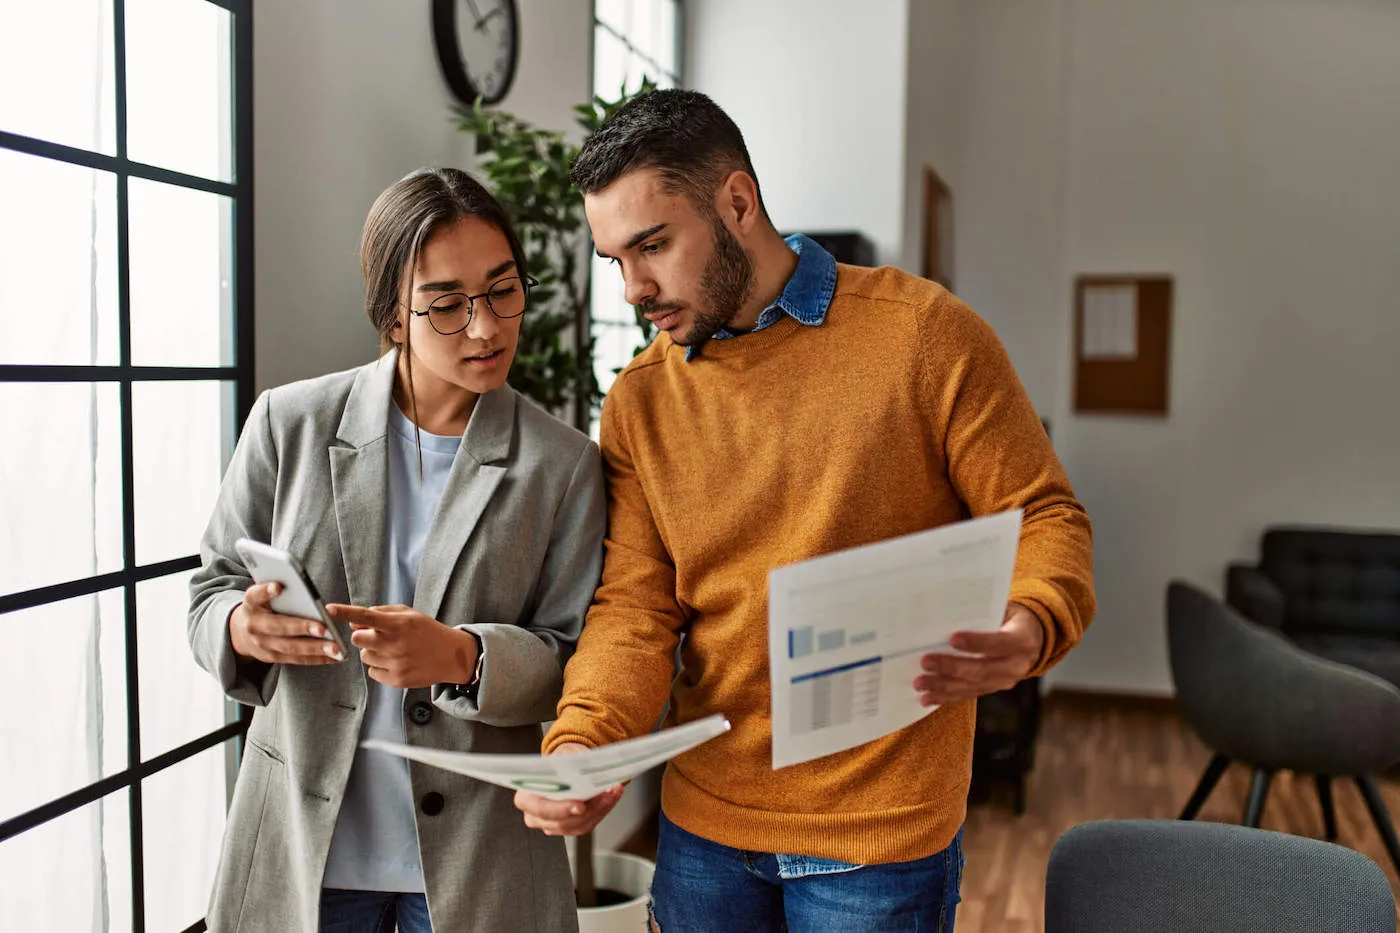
[233,538,348,656]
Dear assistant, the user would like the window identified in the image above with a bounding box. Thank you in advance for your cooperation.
[0,1,253,930]
[589,0,683,415]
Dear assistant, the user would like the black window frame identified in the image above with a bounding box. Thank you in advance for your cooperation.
[0,1,254,930]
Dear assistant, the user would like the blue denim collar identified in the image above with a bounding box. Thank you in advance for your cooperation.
[686,233,837,361]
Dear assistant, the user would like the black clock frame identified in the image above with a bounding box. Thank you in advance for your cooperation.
[432,0,520,106]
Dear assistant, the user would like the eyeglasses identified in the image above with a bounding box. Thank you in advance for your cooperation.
[406,274,538,336]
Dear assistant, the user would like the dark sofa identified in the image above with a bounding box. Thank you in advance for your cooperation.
[1227,527,1400,691]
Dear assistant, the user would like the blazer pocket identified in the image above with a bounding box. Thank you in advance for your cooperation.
[232,743,296,932]
[208,741,282,932]
[246,737,284,764]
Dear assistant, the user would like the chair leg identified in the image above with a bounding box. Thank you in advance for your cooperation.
[1243,769,1272,828]
[1355,774,1400,878]
[1179,753,1231,821]
[1315,775,1337,841]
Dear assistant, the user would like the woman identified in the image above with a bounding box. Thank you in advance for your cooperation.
[188,168,604,932]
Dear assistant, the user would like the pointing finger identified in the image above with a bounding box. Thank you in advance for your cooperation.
[327,604,397,629]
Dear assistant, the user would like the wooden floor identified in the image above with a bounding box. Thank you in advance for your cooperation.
[956,693,1400,932]
[621,692,1400,931]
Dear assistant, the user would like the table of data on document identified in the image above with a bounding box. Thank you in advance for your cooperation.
[787,625,882,734]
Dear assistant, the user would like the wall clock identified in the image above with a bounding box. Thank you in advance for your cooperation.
[432,0,519,106]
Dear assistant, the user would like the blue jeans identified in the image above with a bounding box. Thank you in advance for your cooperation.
[319,889,432,933]
[649,811,964,932]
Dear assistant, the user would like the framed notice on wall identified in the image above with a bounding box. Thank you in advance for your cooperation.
[1073,275,1173,415]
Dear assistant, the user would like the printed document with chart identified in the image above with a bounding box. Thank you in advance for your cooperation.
[768,510,1022,769]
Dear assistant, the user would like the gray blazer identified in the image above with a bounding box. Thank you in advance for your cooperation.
[188,351,603,932]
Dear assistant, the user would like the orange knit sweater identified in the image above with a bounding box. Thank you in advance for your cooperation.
[545,264,1095,863]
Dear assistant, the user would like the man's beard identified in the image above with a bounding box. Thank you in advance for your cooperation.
[645,216,755,350]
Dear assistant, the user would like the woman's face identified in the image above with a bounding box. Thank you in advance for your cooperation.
[392,216,525,398]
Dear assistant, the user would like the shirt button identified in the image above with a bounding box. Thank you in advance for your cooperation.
[420,792,445,816]
[410,701,433,726]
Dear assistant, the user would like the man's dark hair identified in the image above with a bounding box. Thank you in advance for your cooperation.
[571,89,765,218]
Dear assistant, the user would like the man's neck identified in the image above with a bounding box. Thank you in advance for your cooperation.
[727,231,800,333]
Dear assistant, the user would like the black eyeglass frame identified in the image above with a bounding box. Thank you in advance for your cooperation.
[406,274,539,336]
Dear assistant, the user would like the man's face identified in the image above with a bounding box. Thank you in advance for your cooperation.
[585,167,753,349]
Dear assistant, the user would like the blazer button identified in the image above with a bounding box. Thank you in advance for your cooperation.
[410,701,433,726]
[420,792,445,816]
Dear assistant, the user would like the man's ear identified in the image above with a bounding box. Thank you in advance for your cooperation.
[717,170,764,234]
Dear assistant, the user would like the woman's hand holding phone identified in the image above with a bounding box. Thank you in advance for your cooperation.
[229,582,347,665]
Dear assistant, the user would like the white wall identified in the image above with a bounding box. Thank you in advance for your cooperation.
[254,0,592,391]
[934,0,1400,693]
[685,0,911,265]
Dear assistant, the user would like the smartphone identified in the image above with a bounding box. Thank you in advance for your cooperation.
[233,538,348,655]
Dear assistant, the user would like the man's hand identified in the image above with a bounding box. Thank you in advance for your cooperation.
[230,582,345,665]
[328,604,477,689]
[914,603,1045,706]
[514,743,625,836]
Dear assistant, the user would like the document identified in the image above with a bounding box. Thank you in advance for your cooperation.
[1081,283,1138,359]
[363,713,731,800]
[768,510,1022,769]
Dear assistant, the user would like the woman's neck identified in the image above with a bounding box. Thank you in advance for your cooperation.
[393,357,477,436]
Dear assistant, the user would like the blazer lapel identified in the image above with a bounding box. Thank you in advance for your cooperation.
[412,386,517,620]
[330,353,395,609]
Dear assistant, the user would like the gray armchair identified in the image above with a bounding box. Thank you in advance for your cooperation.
[1168,580,1400,876]
[1046,820,1397,932]
[1228,528,1400,690]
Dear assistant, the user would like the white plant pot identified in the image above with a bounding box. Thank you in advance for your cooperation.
[576,850,655,933]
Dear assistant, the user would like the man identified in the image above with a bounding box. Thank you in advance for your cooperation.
[515,89,1095,931]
